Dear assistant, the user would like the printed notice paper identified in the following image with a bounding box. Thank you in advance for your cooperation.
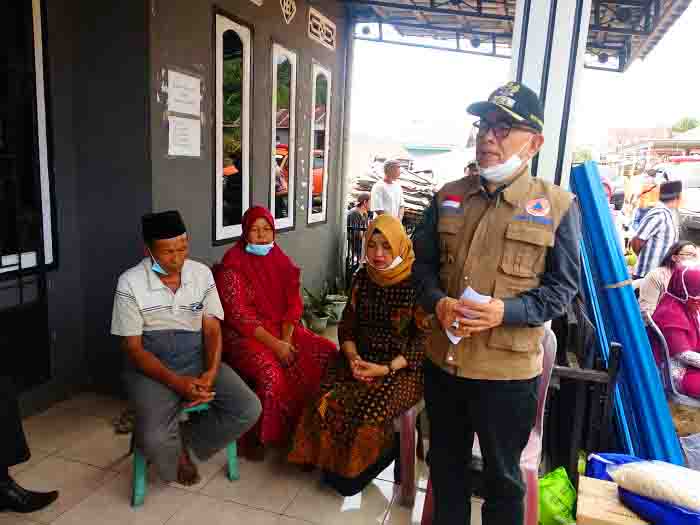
[168,115,200,157]
[168,70,201,116]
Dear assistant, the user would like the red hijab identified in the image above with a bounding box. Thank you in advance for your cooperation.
[652,266,700,358]
[216,206,300,321]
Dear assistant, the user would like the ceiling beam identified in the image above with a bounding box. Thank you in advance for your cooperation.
[344,0,514,21]
[589,24,650,35]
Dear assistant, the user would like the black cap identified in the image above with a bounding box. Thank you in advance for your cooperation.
[142,210,187,243]
[660,180,683,201]
[467,81,544,132]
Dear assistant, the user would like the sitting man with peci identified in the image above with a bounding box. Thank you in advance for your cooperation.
[111,210,261,486]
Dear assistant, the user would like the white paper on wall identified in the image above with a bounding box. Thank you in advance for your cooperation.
[167,70,201,116]
[168,115,201,157]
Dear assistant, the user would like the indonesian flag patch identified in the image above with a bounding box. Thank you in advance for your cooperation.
[525,198,551,217]
[441,194,462,208]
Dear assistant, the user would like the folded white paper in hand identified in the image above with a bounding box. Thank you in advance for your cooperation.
[446,287,492,345]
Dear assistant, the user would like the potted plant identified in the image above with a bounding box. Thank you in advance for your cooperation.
[303,288,332,333]
[325,278,349,323]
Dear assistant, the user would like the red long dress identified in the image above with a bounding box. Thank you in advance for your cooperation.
[213,231,337,453]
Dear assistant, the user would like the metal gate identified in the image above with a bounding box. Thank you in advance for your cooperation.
[1,1,51,392]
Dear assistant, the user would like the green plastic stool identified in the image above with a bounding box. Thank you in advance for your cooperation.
[131,402,239,507]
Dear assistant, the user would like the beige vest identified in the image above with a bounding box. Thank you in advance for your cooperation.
[427,171,574,380]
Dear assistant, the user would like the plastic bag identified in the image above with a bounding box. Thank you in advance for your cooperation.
[681,433,700,472]
[585,452,641,481]
[619,487,700,525]
[538,467,576,525]
[608,460,700,512]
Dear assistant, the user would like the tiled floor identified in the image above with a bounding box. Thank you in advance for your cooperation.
[4,392,485,525]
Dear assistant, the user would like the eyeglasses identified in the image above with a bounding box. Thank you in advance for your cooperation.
[678,251,697,258]
[472,119,537,140]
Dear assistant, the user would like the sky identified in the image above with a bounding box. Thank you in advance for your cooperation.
[349,0,700,151]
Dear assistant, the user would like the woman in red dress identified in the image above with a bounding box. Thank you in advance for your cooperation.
[213,206,337,459]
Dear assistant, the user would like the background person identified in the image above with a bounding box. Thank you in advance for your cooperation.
[639,241,697,317]
[213,207,337,460]
[371,159,405,221]
[652,266,700,399]
[0,377,58,513]
[413,81,581,525]
[288,215,426,496]
[111,211,261,486]
[347,192,370,230]
[631,180,682,279]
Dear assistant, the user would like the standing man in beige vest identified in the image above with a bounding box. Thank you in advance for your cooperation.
[413,82,581,525]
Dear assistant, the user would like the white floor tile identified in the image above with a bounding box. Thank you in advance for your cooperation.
[276,517,314,525]
[57,422,132,469]
[8,450,52,477]
[284,478,395,525]
[384,494,483,525]
[0,514,42,525]
[9,457,117,524]
[22,409,108,455]
[167,494,285,525]
[52,393,128,422]
[50,471,196,525]
[200,453,311,513]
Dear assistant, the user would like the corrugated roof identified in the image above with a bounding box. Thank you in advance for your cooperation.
[346,0,692,72]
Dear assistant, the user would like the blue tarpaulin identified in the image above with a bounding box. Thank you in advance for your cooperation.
[570,161,683,464]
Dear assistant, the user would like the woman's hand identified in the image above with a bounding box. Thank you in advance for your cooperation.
[351,359,389,384]
[274,340,297,367]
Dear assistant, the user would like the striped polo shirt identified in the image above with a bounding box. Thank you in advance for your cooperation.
[634,203,678,278]
[111,258,224,337]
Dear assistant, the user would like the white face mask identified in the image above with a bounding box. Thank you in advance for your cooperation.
[368,255,403,272]
[681,259,700,268]
[479,138,532,184]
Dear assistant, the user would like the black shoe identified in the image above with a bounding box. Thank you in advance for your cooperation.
[0,478,58,513]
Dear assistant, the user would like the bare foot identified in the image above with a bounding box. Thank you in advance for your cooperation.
[176,449,201,486]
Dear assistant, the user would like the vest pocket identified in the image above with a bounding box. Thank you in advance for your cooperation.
[438,219,462,288]
[489,324,544,352]
[488,269,543,353]
[500,223,554,278]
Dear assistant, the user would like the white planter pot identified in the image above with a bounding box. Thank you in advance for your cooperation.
[326,295,348,323]
[310,314,330,333]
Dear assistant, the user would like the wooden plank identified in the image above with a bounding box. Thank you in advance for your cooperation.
[577,476,648,525]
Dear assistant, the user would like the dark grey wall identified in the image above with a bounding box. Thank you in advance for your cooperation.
[149,0,349,293]
[71,0,151,393]
[20,0,88,412]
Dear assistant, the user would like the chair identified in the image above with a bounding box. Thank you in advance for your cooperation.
[131,402,239,507]
[394,399,425,507]
[645,314,700,409]
[421,327,557,525]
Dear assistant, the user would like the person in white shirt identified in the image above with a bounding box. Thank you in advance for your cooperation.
[111,210,261,486]
[371,159,405,221]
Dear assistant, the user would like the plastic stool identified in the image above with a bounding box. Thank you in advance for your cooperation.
[131,402,238,507]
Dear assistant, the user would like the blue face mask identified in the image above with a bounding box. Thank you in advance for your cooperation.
[147,248,169,276]
[245,242,274,257]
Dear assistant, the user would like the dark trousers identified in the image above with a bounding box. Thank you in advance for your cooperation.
[0,376,30,469]
[424,360,539,525]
